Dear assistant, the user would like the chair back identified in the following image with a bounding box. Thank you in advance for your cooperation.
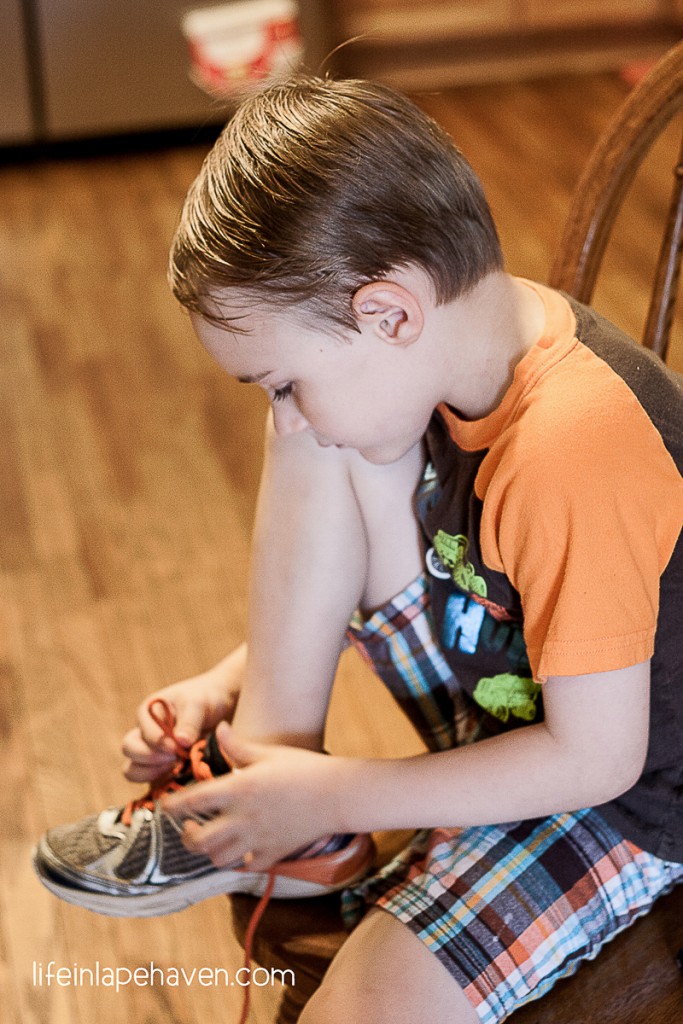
[549,41,683,362]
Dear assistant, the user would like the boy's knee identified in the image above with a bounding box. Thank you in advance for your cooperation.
[299,909,480,1024]
[262,406,355,472]
[300,974,476,1024]
[299,977,391,1024]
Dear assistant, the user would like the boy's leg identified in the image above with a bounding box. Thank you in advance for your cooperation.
[300,907,478,1024]
[299,811,683,1024]
[232,412,425,747]
[345,439,427,615]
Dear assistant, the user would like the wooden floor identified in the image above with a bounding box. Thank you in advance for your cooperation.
[1,71,682,1024]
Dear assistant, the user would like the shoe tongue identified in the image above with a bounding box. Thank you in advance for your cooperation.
[201,731,231,776]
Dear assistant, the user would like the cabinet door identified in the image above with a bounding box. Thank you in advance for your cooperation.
[523,0,659,27]
[0,0,34,143]
[339,1,514,45]
[34,0,225,138]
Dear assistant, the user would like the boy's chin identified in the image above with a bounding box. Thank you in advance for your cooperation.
[315,434,422,465]
[358,442,417,465]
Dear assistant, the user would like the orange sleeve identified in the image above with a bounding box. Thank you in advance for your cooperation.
[477,345,683,682]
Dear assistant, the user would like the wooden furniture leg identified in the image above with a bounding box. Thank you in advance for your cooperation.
[230,891,347,1023]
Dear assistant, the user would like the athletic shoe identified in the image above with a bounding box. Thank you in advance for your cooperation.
[33,716,374,918]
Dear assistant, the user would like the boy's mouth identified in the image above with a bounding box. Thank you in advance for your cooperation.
[315,437,347,449]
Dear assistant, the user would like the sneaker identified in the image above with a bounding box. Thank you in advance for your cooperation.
[33,711,375,918]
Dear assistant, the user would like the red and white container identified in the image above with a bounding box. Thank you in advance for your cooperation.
[182,1,302,96]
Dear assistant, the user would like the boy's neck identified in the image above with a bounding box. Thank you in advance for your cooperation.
[439,272,546,422]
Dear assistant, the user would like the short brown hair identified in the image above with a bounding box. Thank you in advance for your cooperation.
[169,76,503,331]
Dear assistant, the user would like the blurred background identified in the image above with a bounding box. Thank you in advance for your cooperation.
[1,3,683,1024]
[3,0,683,145]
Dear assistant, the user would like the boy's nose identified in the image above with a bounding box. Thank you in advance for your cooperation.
[271,400,310,436]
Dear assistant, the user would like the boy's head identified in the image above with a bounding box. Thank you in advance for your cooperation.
[169,76,503,332]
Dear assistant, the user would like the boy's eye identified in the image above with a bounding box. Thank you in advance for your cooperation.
[271,383,293,403]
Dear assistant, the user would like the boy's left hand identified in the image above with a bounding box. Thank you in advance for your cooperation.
[161,723,344,871]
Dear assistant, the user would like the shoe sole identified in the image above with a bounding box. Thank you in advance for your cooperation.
[32,839,373,918]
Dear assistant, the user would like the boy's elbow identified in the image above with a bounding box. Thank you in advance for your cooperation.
[556,725,649,807]
[586,743,648,805]
[545,661,651,808]
[620,742,649,794]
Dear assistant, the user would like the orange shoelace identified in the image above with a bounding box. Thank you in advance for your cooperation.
[237,870,276,1024]
[120,699,213,827]
[124,699,276,1024]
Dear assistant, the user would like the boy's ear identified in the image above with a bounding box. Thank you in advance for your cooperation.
[351,281,424,345]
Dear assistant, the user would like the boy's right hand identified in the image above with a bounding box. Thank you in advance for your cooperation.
[121,655,242,782]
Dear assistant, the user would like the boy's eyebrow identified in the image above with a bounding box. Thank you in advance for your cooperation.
[237,371,273,384]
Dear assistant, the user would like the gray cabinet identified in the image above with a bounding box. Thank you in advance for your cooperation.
[0,0,34,142]
[1,1,330,144]
[34,0,224,139]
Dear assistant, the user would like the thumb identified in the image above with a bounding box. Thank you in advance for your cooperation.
[216,721,262,770]
[171,705,205,749]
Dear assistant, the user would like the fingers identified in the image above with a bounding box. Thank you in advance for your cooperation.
[181,818,251,869]
[162,774,233,818]
[138,695,204,750]
[121,726,177,781]
[162,781,253,868]
[179,816,276,872]
[121,690,212,782]
[121,726,172,762]
[167,703,206,749]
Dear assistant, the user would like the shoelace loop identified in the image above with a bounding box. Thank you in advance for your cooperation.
[148,697,194,759]
[120,699,212,826]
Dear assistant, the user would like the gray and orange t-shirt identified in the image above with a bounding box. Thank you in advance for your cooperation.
[419,280,683,861]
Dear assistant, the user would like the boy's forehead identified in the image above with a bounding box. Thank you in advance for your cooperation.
[190,304,320,380]
[190,309,266,359]
[192,289,260,331]
[191,302,300,341]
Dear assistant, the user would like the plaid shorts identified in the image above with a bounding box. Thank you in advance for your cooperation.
[343,574,683,1024]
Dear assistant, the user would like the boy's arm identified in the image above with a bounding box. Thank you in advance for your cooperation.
[165,660,650,868]
[334,659,651,831]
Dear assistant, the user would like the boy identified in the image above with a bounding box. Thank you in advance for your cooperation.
[34,77,683,1024]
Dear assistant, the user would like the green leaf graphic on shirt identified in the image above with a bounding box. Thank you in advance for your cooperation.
[473,674,541,723]
[433,530,488,597]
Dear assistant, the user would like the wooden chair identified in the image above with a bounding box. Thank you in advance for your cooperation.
[231,41,683,1024]
[549,38,683,361]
